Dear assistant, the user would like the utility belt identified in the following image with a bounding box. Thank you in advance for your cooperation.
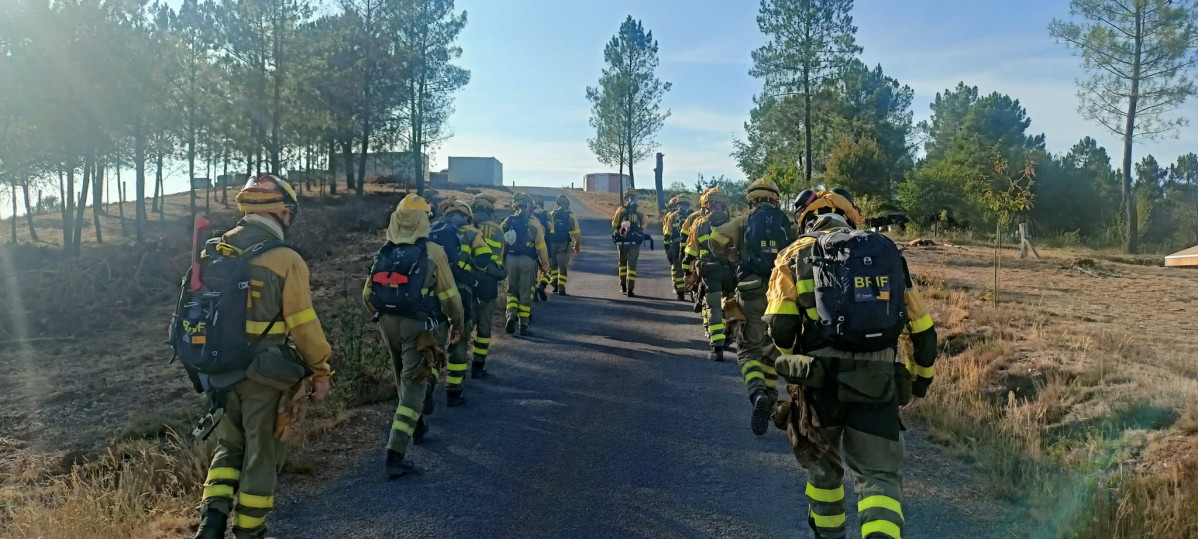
[775,353,911,406]
[193,346,310,440]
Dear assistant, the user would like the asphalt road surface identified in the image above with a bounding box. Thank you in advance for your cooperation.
[272,190,1026,538]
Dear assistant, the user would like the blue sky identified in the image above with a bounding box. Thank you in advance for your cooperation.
[440,0,1198,188]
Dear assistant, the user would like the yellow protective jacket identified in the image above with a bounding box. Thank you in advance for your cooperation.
[684,211,731,262]
[217,215,333,383]
[448,222,494,278]
[550,208,582,249]
[612,205,648,233]
[361,207,465,331]
[533,208,555,238]
[663,208,694,245]
[763,221,938,397]
[678,210,705,273]
[501,210,551,269]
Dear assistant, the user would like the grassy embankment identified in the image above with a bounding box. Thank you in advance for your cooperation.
[0,182,512,537]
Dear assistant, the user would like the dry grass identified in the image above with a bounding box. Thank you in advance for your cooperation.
[903,240,1198,537]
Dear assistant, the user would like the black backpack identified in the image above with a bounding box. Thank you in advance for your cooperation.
[429,220,470,285]
[369,240,440,319]
[503,214,537,257]
[740,205,793,279]
[801,229,908,353]
[549,210,572,244]
[170,238,287,391]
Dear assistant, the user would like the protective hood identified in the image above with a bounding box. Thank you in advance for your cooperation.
[386,207,431,245]
[810,213,851,232]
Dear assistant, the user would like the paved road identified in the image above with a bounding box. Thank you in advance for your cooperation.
[272,190,1025,538]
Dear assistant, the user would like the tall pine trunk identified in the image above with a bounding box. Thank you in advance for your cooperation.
[341,140,355,191]
[1121,9,1143,254]
[135,134,147,244]
[63,163,75,253]
[92,159,104,244]
[72,160,91,255]
[327,139,338,196]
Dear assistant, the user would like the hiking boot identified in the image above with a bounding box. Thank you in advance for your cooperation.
[412,417,428,444]
[471,362,488,379]
[677,291,687,301]
[505,317,517,335]
[556,287,566,296]
[423,378,436,415]
[709,346,724,362]
[537,286,549,302]
[519,324,532,337]
[446,392,468,408]
[385,450,416,478]
[194,508,227,539]
[751,390,772,436]
[620,277,627,293]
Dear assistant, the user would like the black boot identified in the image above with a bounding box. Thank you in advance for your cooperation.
[446,391,468,407]
[385,450,416,478]
[677,291,687,301]
[194,508,227,539]
[536,285,549,302]
[423,378,436,415]
[520,324,532,337]
[471,361,488,379]
[412,417,428,444]
[626,283,636,297]
[750,390,772,436]
[556,286,566,296]
[709,346,724,362]
[620,277,627,293]
[505,316,517,335]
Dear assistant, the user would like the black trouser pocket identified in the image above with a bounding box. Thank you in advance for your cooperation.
[246,347,308,391]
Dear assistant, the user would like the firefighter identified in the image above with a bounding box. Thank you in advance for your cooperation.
[547,194,582,295]
[764,189,938,539]
[195,175,333,539]
[533,198,556,302]
[680,195,708,309]
[470,193,507,378]
[663,195,695,301]
[683,187,733,361]
[362,194,464,478]
[430,200,494,406]
[709,177,797,435]
[501,192,550,336]
[612,187,650,297]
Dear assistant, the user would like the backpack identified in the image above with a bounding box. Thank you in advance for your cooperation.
[368,239,440,319]
[549,210,572,244]
[170,238,287,391]
[429,220,469,285]
[740,205,794,279]
[801,229,908,353]
[503,214,538,257]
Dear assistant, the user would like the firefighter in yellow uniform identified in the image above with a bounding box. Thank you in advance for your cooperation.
[662,195,695,301]
[534,199,556,301]
[196,175,333,539]
[431,200,494,406]
[679,198,707,308]
[709,177,797,435]
[547,194,582,295]
[502,192,550,336]
[683,187,733,361]
[361,194,464,478]
[470,193,507,378]
[612,188,650,297]
[764,189,938,539]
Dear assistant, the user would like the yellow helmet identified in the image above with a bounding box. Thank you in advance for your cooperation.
[396,194,432,214]
[746,177,781,203]
[623,187,639,202]
[237,174,298,215]
[473,193,498,211]
[442,199,473,219]
[796,190,864,228]
[556,194,570,208]
[700,187,729,207]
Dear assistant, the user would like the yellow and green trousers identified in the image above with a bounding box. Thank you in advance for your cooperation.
[198,378,287,539]
[735,293,780,401]
[505,254,538,325]
[379,316,434,456]
[617,244,640,291]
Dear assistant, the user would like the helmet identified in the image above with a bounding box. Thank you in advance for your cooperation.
[793,189,817,213]
[237,174,298,216]
[831,187,854,208]
[700,187,729,207]
[746,177,781,203]
[666,195,679,208]
[396,194,432,214]
[535,197,545,208]
[796,190,864,230]
[677,195,692,207]
[556,194,570,208]
[623,187,639,202]
[513,192,534,207]
[473,193,498,211]
[442,199,473,220]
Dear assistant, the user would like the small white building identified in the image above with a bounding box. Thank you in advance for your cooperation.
[584,173,630,193]
[448,157,503,186]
